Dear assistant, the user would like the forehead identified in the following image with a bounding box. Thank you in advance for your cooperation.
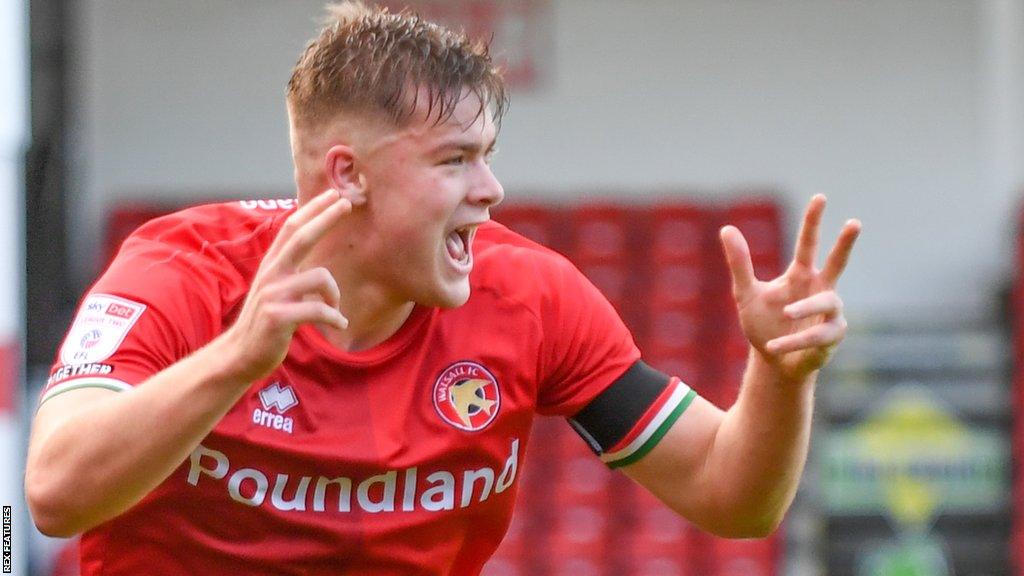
[376,89,497,152]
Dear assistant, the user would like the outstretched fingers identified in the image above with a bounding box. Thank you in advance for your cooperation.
[264,267,344,313]
[265,190,340,259]
[264,300,349,332]
[765,314,847,355]
[820,219,862,287]
[270,193,353,270]
[783,290,842,320]
[793,194,826,268]
[720,225,757,301]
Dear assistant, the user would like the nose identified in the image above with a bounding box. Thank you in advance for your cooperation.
[469,164,504,208]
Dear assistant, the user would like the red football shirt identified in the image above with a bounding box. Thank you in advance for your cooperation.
[44,200,641,575]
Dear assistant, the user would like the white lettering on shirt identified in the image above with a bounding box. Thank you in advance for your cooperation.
[185,438,521,514]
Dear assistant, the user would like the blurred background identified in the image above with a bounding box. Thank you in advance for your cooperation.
[2,0,1023,574]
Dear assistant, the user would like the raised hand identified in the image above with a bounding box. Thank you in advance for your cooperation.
[222,189,352,382]
[719,195,861,383]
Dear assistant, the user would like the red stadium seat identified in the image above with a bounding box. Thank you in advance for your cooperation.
[480,558,528,576]
[613,489,697,575]
[649,203,709,264]
[724,199,783,262]
[568,205,635,263]
[545,504,612,563]
[550,454,614,508]
[706,534,778,576]
[486,509,536,574]
[649,263,703,309]
[643,343,704,390]
[646,309,702,352]
[104,203,181,265]
[578,261,635,310]
[493,203,563,249]
[621,557,693,576]
[547,555,606,576]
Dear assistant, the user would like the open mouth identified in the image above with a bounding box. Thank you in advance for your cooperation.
[445,225,476,270]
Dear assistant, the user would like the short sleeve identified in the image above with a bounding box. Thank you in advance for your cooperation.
[535,257,641,416]
[41,233,234,405]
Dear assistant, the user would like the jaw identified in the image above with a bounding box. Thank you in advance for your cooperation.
[432,245,473,308]
[343,219,479,310]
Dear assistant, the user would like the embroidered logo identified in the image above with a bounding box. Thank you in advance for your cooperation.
[80,329,103,350]
[253,381,298,434]
[259,382,298,413]
[60,295,146,365]
[433,361,500,432]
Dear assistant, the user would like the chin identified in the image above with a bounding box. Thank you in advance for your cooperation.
[438,288,471,309]
[426,280,472,309]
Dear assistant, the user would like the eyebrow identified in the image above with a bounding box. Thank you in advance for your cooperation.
[429,135,498,156]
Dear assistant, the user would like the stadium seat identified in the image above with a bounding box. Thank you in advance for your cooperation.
[545,504,612,565]
[567,205,635,263]
[724,199,783,263]
[546,555,606,576]
[104,204,181,265]
[646,309,703,352]
[493,203,562,249]
[578,261,635,309]
[485,510,535,576]
[706,534,778,576]
[480,558,527,576]
[550,454,615,507]
[648,203,708,265]
[649,262,703,309]
[642,344,703,390]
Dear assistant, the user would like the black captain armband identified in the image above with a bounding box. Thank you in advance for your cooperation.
[569,360,698,469]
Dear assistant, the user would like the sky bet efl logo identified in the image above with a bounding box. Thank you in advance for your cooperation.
[433,361,500,432]
[60,294,146,365]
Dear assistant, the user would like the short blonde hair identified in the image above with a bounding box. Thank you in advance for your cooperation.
[287,1,508,130]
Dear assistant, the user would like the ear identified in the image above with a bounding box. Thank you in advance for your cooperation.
[324,144,368,206]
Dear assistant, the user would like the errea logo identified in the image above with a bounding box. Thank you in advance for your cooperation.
[260,382,298,412]
[253,382,298,434]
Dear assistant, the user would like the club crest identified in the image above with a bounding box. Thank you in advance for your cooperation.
[433,361,500,432]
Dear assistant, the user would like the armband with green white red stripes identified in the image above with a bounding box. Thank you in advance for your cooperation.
[568,360,698,469]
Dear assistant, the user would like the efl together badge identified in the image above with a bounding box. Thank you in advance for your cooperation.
[433,361,501,432]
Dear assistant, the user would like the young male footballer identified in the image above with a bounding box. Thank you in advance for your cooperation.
[26,2,860,574]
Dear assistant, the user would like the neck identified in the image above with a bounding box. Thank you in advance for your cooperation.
[315,270,417,352]
[294,176,415,351]
[303,236,419,352]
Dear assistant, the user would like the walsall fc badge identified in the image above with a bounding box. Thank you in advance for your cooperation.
[433,361,501,432]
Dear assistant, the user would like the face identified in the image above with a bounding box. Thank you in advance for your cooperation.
[350,92,504,308]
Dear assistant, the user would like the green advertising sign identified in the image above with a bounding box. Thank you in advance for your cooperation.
[821,383,1008,528]
[857,535,952,576]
